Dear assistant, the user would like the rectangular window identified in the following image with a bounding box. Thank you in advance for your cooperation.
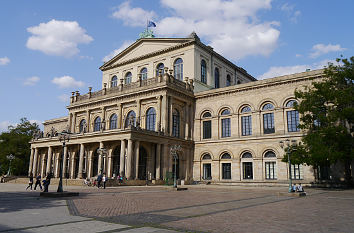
[243,162,253,179]
[203,163,212,180]
[203,120,212,139]
[291,164,303,180]
[265,162,276,180]
[241,115,252,136]
[263,113,275,134]
[222,163,231,179]
[287,110,300,132]
[221,118,231,137]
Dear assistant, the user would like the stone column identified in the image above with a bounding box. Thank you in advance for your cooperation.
[28,148,34,175]
[62,146,68,178]
[157,96,162,131]
[149,144,156,180]
[185,103,190,140]
[54,152,60,178]
[118,103,123,129]
[40,153,46,177]
[32,148,38,175]
[162,144,170,179]
[134,140,140,179]
[126,139,133,179]
[70,151,76,179]
[78,144,85,179]
[87,150,93,178]
[119,140,126,176]
[46,146,52,175]
[98,142,103,175]
[137,99,141,126]
[107,148,113,178]
[162,95,168,133]
[86,110,90,132]
[169,97,173,136]
[156,144,161,180]
[72,112,76,133]
[185,148,190,180]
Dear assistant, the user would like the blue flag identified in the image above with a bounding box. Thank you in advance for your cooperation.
[147,20,156,27]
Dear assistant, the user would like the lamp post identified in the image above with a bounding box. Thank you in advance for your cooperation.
[170,145,181,188]
[57,130,71,192]
[279,139,297,193]
[6,154,15,176]
[97,148,107,174]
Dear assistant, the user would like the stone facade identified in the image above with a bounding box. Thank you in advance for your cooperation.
[29,33,322,185]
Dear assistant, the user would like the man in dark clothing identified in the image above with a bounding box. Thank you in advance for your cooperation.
[43,173,52,192]
[34,173,42,191]
[97,174,102,188]
[26,173,34,190]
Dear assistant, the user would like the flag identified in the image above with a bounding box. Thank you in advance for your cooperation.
[147,20,156,27]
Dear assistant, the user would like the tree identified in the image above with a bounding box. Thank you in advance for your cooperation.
[284,57,354,184]
[0,118,40,176]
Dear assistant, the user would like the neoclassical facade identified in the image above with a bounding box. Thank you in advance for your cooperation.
[28,33,322,185]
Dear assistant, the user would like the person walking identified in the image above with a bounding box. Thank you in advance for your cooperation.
[26,173,34,190]
[97,173,102,188]
[34,173,42,191]
[43,173,52,192]
[102,173,107,189]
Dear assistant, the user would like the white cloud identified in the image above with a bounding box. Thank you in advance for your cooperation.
[112,1,156,27]
[309,43,346,58]
[258,59,338,80]
[23,76,40,86]
[29,119,43,127]
[113,0,280,61]
[26,19,93,57]
[0,56,10,65]
[58,94,70,102]
[280,3,301,23]
[102,40,134,62]
[0,121,11,132]
[52,76,84,88]
[295,54,302,58]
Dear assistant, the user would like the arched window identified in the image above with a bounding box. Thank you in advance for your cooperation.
[220,109,231,138]
[201,59,207,84]
[125,111,136,128]
[215,67,220,88]
[286,100,300,132]
[125,72,132,84]
[79,119,86,133]
[221,153,231,179]
[221,153,231,159]
[241,106,252,136]
[262,103,275,134]
[146,107,156,131]
[94,117,101,132]
[226,74,231,87]
[202,153,212,180]
[111,76,118,87]
[156,63,164,77]
[202,111,212,139]
[140,68,148,80]
[109,114,117,130]
[202,154,212,160]
[241,152,253,179]
[264,151,277,180]
[174,58,183,80]
[172,109,180,137]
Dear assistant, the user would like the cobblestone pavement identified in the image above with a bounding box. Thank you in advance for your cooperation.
[67,185,354,233]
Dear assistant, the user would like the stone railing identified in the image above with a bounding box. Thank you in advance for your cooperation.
[70,67,194,104]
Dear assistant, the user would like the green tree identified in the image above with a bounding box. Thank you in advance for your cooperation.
[0,118,40,176]
[284,57,354,183]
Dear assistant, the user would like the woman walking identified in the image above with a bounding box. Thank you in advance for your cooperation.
[26,173,34,190]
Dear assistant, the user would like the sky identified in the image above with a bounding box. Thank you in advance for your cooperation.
[0,0,353,132]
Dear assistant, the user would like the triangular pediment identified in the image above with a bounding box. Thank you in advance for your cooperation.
[100,38,194,70]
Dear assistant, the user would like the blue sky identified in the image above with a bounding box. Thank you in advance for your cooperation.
[0,0,353,132]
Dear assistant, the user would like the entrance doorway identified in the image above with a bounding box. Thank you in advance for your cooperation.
[112,146,120,177]
[203,163,212,180]
[138,147,148,180]
[92,148,99,177]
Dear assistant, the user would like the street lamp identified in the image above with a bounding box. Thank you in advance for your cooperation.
[57,130,71,192]
[97,148,107,174]
[6,154,15,176]
[170,145,182,188]
[279,139,297,192]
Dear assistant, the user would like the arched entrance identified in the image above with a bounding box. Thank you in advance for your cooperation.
[92,148,99,177]
[172,153,180,179]
[138,147,148,180]
[112,146,120,177]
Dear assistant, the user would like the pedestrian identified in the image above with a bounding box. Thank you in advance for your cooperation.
[34,173,42,191]
[291,184,297,192]
[43,173,52,192]
[97,173,102,188]
[26,173,34,190]
[297,183,304,192]
[102,173,107,189]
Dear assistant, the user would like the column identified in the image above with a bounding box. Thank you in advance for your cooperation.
[169,97,173,136]
[185,148,190,180]
[54,152,60,178]
[135,140,140,179]
[98,142,103,174]
[162,144,170,179]
[71,112,76,133]
[185,103,190,140]
[156,144,161,180]
[62,146,68,178]
[32,148,38,175]
[137,99,141,125]
[70,151,76,179]
[149,143,156,180]
[107,148,113,178]
[119,140,126,176]
[87,150,93,178]
[46,146,52,175]
[157,96,162,131]
[78,144,85,179]
[40,153,46,176]
[28,148,34,175]
[126,139,133,179]
[118,103,123,129]
[86,110,90,132]
[162,95,168,133]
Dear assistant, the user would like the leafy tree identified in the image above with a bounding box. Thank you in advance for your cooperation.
[0,118,40,176]
[283,57,354,184]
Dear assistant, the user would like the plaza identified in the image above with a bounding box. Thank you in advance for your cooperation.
[1,183,354,232]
